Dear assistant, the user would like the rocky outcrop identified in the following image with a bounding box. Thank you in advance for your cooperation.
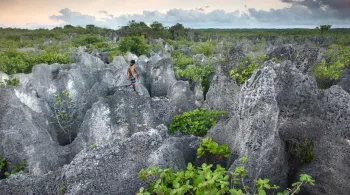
[147,57,177,97]
[167,81,195,115]
[207,60,350,194]
[337,68,350,94]
[205,65,239,115]
[0,125,198,195]
[0,50,195,182]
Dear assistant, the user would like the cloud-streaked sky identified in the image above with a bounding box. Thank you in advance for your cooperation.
[0,0,349,29]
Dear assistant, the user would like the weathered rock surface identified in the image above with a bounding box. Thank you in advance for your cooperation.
[0,51,195,183]
[205,65,239,115]
[1,39,349,195]
[337,68,350,94]
[207,60,350,194]
[167,81,195,115]
[0,125,198,195]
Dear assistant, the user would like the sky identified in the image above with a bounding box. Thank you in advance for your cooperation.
[0,0,349,29]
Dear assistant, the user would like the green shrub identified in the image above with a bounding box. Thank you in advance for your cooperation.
[0,153,26,180]
[313,44,350,89]
[137,157,315,195]
[72,35,104,46]
[197,138,230,159]
[172,52,192,69]
[0,49,29,74]
[118,36,151,56]
[4,76,20,86]
[54,90,74,144]
[107,48,125,62]
[34,52,72,65]
[169,109,227,136]
[230,53,267,85]
[191,41,217,56]
[175,60,215,96]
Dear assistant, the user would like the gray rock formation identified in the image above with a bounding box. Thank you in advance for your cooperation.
[0,125,198,195]
[337,68,350,94]
[205,65,240,115]
[207,60,350,194]
[147,57,177,97]
[167,81,195,115]
[0,50,195,182]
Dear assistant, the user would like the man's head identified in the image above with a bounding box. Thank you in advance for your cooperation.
[130,60,135,65]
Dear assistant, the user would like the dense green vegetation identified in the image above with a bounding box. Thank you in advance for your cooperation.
[313,44,350,89]
[137,156,315,195]
[118,36,151,56]
[169,109,227,136]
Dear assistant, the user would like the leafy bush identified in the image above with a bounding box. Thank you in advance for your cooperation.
[174,59,215,96]
[137,157,315,195]
[72,35,104,46]
[172,52,192,69]
[4,76,20,86]
[197,138,230,159]
[0,153,26,180]
[196,138,230,166]
[107,48,125,62]
[230,53,267,85]
[118,36,151,56]
[313,44,350,89]
[191,41,217,56]
[54,90,75,144]
[169,109,227,136]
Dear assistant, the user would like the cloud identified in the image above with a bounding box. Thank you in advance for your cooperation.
[249,3,350,27]
[196,7,205,12]
[281,0,350,17]
[48,5,350,29]
[50,8,97,26]
[50,8,255,28]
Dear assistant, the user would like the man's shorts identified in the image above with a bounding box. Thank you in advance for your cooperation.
[130,77,136,84]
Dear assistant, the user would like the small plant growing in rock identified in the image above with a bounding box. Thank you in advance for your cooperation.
[230,53,267,86]
[0,153,26,180]
[58,182,68,195]
[272,57,281,63]
[137,156,315,195]
[91,143,97,149]
[286,138,315,166]
[169,108,227,136]
[54,90,75,144]
[4,76,20,86]
[197,138,230,164]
